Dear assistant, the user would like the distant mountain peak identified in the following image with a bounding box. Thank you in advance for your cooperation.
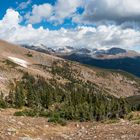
[106,47,127,55]
[20,44,140,60]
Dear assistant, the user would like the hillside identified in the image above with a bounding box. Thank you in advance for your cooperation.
[0,40,140,139]
[0,40,140,98]
[0,109,139,140]
[63,53,140,77]
[22,45,140,77]
[0,40,139,114]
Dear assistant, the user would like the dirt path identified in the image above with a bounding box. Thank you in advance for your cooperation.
[0,109,139,140]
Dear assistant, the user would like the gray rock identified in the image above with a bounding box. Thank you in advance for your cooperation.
[7,127,16,132]
[19,137,33,140]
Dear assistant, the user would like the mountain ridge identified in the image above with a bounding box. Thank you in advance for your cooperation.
[21,44,140,58]
[0,40,139,98]
[0,40,140,137]
[21,44,140,77]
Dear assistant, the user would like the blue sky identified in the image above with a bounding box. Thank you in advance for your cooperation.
[0,0,140,51]
[0,1,53,27]
[0,0,81,30]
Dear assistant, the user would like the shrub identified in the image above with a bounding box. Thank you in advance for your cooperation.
[14,111,25,116]
[14,109,39,117]
[39,111,49,117]
[48,116,67,126]
[26,52,33,57]
[0,98,7,108]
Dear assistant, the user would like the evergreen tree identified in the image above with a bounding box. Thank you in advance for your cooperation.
[14,84,25,108]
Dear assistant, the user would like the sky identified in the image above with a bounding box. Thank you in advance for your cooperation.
[0,0,140,51]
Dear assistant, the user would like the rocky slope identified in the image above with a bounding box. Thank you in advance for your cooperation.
[0,40,140,140]
[0,109,140,140]
[22,44,140,77]
[0,40,140,98]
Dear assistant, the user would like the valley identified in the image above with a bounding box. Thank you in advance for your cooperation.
[0,40,140,140]
[23,45,140,78]
[1,0,140,139]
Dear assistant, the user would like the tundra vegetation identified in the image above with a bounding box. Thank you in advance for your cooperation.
[0,61,139,125]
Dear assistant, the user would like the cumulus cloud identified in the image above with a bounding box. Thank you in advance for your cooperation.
[49,0,83,24]
[27,0,82,24]
[0,9,140,51]
[25,0,140,25]
[0,9,20,26]
[17,0,32,10]
[74,0,140,24]
[26,3,53,24]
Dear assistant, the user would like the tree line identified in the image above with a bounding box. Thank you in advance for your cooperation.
[0,72,131,123]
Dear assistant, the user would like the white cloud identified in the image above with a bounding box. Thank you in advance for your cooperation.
[27,3,53,24]
[0,9,21,40]
[27,0,82,24]
[49,0,83,24]
[26,0,140,25]
[0,9,20,26]
[74,0,140,24]
[1,9,140,51]
[17,0,32,10]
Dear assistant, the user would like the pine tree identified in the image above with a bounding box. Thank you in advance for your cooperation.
[14,84,25,108]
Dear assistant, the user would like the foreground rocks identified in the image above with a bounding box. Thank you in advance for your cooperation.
[0,109,139,140]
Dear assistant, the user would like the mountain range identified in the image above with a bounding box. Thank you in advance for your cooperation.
[0,40,140,133]
[22,44,140,77]
[0,40,139,98]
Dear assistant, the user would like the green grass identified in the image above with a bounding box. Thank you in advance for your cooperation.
[14,109,39,117]
[48,117,67,126]
[101,119,120,124]
[14,109,67,126]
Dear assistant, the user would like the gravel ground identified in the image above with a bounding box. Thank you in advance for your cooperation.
[0,109,140,140]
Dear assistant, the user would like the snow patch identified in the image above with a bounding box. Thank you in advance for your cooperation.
[8,56,29,68]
